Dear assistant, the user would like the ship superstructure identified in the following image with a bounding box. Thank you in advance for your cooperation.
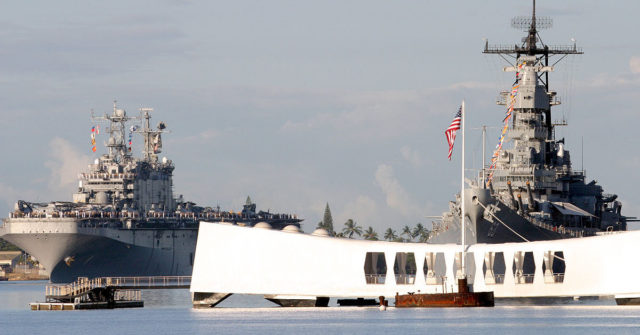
[430,1,632,244]
[0,103,302,283]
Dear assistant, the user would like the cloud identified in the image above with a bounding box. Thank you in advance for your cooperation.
[44,137,91,195]
[580,72,640,89]
[444,81,493,90]
[337,195,378,227]
[630,56,640,74]
[374,164,422,218]
[401,146,423,167]
[280,90,438,140]
[564,56,640,90]
[279,82,495,141]
[0,16,189,77]
[0,182,40,214]
[171,128,223,144]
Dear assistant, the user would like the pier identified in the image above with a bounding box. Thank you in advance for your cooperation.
[31,276,190,310]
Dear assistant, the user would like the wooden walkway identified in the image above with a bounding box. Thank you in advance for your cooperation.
[45,276,191,303]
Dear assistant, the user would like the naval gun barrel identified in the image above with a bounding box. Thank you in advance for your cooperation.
[507,181,517,209]
[526,181,536,212]
[517,194,525,216]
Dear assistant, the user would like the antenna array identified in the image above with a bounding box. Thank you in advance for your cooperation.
[511,16,553,31]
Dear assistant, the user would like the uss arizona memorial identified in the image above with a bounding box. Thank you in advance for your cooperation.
[190,222,640,307]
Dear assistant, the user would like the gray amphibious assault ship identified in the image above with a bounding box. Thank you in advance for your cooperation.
[429,1,634,245]
[0,103,301,283]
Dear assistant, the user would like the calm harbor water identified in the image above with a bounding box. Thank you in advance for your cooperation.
[2,281,640,334]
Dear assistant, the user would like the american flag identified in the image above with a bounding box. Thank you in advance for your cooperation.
[445,107,462,160]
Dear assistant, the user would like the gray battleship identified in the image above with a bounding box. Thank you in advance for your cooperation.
[429,1,633,244]
[0,103,302,283]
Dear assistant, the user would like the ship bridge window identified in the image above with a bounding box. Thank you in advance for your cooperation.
[543,251,565,284]
[363,252,387,285]
[393,252,416,285]
[483,252,506,285]
[424,252,446,285]
[513,251,535,284]
[453,252,476,284]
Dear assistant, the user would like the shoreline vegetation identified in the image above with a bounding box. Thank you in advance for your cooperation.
[316,203,431,242]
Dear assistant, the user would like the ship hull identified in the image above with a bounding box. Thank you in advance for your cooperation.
[0,218,197,283]
[428,188,564,244]
[46,234,195,283]
[429,202,563,244]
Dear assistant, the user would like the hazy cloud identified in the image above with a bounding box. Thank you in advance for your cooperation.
[0,182,39,214]
[44,138,90,195]
[374,164,422,218]
[337,195,378,227]
[630,56,640,74]
[280,85,487,140]
[401,146,423,167]
[580,72,640,89]
[0,16,188,76]
[171,128,224,144]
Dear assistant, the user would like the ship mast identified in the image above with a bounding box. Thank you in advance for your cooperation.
[483,0,582,173]
[460,100,466,277]
[91,101,141,163]
[122,107,170,164]
[481,125,486,189]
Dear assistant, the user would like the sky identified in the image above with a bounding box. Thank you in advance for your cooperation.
[1,1,639,235]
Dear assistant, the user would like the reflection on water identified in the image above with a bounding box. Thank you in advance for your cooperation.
[2,281,640,335]
[0,280,48,311]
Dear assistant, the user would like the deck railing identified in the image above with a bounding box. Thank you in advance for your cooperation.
[394,275,416,285]
[364,274,386,285]
[103,275,191,288]
[514,273,535,284]
[46,275,191,299]
[114,289,142,302]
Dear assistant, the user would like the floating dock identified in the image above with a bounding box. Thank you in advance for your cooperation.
[30,300,143,310]
[31,276,190,310]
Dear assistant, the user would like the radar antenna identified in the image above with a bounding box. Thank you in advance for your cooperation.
[91,101,142,163]
[484,0,582,57]
[483,0,582,91]
[137,107,171,163]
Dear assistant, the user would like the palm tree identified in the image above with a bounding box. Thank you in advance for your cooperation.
[384,228,397,241]
[342,219,363,238]
[412,223,426,240]
[363,226,378,240]
[401,225,412,242]
[417,229,431,243]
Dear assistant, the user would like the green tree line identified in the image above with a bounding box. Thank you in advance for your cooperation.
[315,203,431,242]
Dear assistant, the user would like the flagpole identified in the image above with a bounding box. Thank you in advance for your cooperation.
[460,100,466,277]
[482,125,486,189]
